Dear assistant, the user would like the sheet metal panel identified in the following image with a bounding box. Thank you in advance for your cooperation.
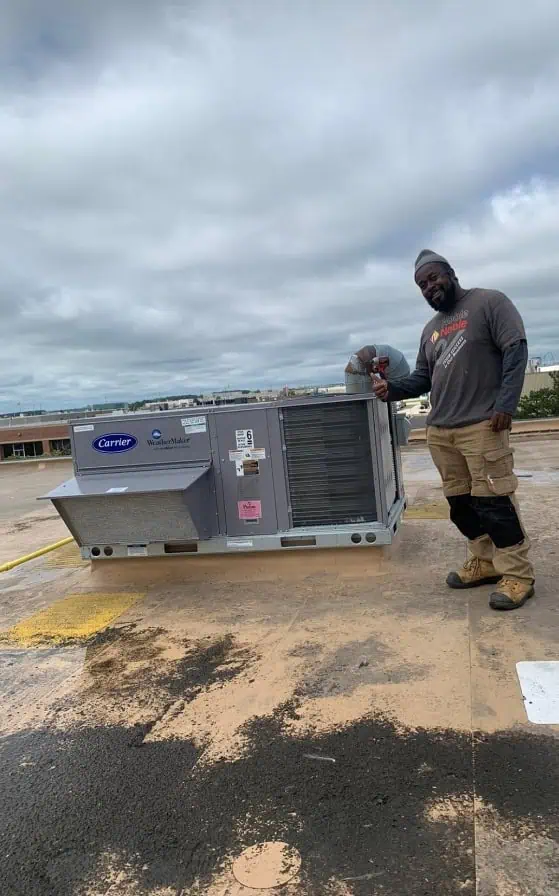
[370,398,396,520]
[267,407,291,531]
[40,465,211,500]
[71,413,212,473]
[59,492,201,545]
[214,409,278,537]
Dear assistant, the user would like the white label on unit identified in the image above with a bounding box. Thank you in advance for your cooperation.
[235,460,244,477]
[74,424,94,432]
[226,540,254,549]
[128,544,148,557]
[235,429,254,449]
[106,487,128,493]
[229,447,265,462]
[182,416,207,433]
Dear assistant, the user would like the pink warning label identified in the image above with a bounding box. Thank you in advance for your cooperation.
[238,500,262,520]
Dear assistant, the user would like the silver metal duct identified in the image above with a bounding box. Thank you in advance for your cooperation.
[345,344,410,393]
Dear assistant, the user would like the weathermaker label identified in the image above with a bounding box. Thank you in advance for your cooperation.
[147,436,191,450]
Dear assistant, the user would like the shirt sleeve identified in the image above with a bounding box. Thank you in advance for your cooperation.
[486,291,528,415]
[494,340,528,416]
[487,291,527,350]
[387,338,431,401]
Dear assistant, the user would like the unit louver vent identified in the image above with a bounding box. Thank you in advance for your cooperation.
[282,401,377,527]
[58,493,200,544]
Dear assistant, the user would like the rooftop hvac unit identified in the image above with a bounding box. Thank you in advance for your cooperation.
[41,355,411,560]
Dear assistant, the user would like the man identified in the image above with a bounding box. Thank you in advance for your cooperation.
[367,249,534,611]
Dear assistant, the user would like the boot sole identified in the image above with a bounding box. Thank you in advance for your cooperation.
[446,574,502,590]
[489,587,535,611]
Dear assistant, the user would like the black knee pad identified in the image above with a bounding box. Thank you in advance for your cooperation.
[447,494,486,541]
[471,496,524,548]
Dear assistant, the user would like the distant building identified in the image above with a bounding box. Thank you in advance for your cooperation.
[143,398,197,411]
[0,406,128,461]
[0,419,71,461]
[521,371,556,398]
[197,389,280,406]
[317,384,346,395]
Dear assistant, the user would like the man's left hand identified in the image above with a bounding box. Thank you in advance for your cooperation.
[491,412,512,432]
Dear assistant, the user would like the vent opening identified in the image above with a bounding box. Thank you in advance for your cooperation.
[164,542,199,553]
[280,535,317,548]
[282,402,377,527]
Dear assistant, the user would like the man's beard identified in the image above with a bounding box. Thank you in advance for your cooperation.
[426,280,457,313]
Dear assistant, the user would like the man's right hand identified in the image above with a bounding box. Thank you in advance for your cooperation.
[372,374,389,401]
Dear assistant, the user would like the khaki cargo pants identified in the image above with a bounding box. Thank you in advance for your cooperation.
[427,420,534,583]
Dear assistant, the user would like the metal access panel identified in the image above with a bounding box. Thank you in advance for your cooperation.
[370,399,397,522]
[40,394,408,559]
[72,413,211,472]
[214,409,279,537]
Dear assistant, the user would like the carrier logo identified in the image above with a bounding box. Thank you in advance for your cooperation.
[92,433,138,454]
[151,429,162,440]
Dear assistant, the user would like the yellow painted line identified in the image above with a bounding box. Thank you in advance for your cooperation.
[405,501,449,521]
[0,592,144,647]
[45,541,87,569]
[0,537,74,573]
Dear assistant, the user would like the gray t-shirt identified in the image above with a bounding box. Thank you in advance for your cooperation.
[417,288,526,428]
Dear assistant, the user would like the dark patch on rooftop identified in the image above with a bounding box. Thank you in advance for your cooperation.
[287,641,324,659]
[87,621,140,649]
[474,729,559,830]
[295,634,431,698]
[158,632,255,699]
[2,702,559,895]
[84,628,255,704]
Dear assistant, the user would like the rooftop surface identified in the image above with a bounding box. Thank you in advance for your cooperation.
[0,439,558,894]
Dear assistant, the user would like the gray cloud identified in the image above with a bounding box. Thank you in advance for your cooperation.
[1,0,559,410]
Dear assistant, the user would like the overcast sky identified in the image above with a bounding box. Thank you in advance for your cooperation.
[2,1,559,410]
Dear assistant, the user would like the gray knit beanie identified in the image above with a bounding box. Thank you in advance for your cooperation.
[414,249,450,276]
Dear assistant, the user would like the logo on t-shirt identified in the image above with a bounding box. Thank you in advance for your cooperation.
[440,319,468,338]
[432,310,469,369]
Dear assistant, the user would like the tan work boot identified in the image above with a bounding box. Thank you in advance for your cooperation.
[446,557,501,590]
[489,578,535,611]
